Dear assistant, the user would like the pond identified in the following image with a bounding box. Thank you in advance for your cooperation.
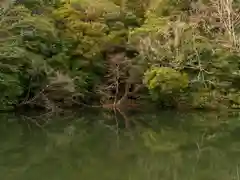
[0,110,240,180]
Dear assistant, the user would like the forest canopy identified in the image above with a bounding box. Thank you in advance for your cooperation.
[0,0,239,111]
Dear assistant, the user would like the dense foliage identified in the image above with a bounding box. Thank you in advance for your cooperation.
[0,0,239,111]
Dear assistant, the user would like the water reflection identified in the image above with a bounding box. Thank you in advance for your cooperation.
[0,111,239,180]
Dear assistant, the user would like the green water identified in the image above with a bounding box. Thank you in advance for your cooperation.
[0,111,240,180]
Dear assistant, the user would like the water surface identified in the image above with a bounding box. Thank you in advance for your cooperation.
[0,111,239,180]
